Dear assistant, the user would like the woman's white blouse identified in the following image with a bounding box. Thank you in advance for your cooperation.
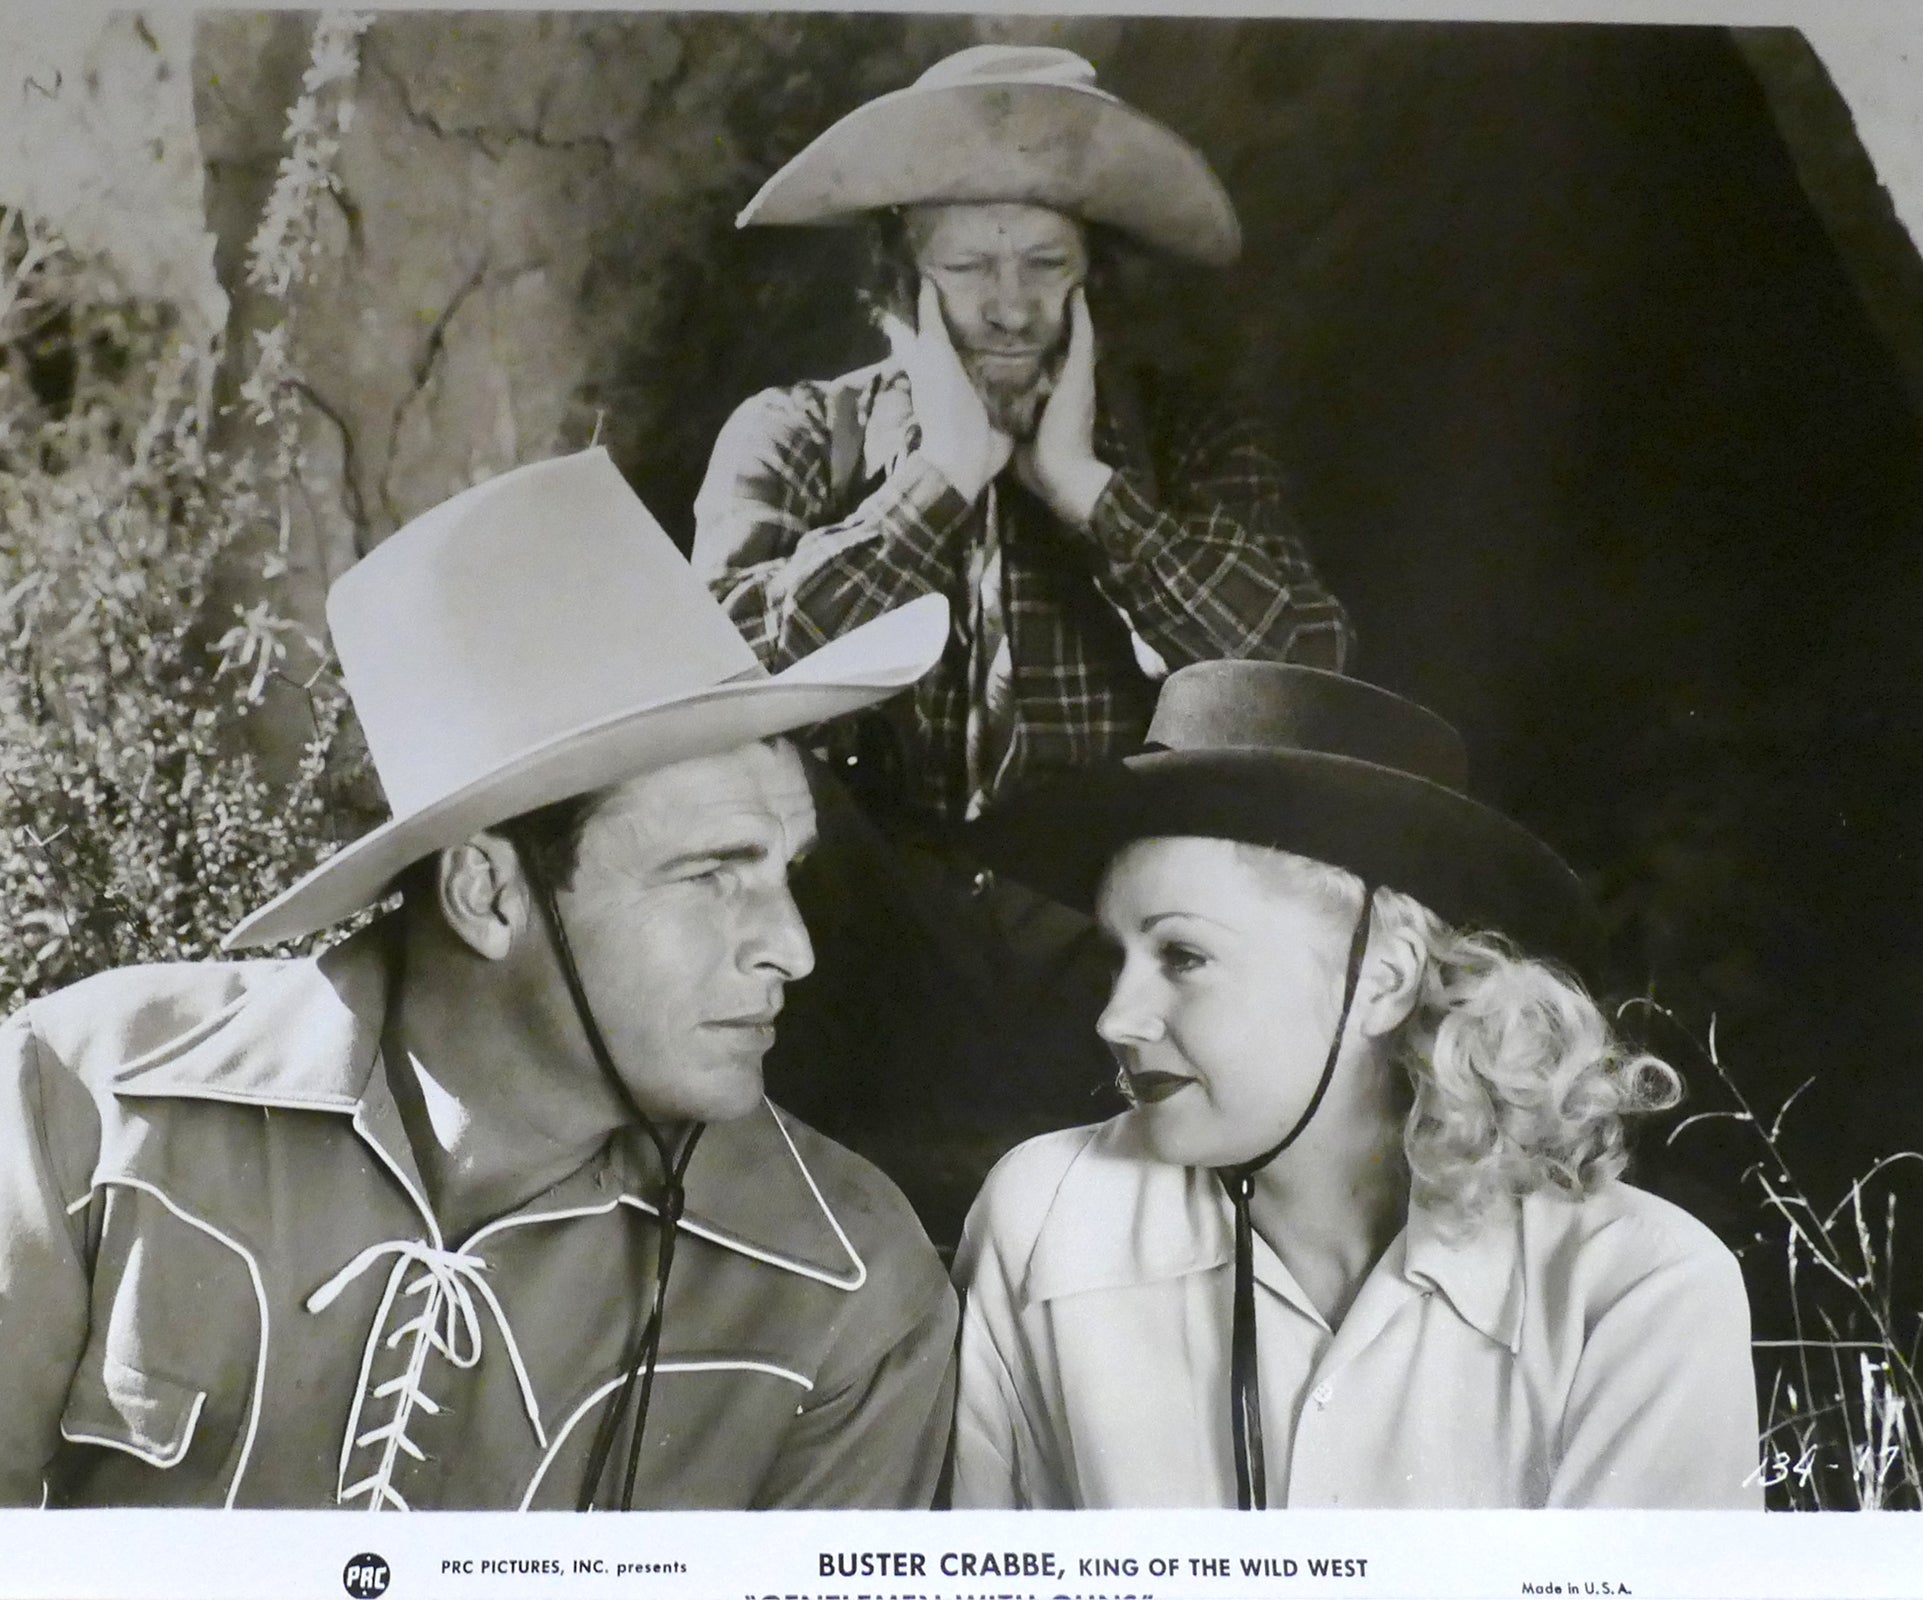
[950,1115,1761,1509]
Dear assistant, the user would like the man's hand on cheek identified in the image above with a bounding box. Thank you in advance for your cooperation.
[885,278,1013,503]
[1016,287,1114,528]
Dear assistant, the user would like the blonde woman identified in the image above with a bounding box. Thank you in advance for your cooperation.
[952,661,1759,1509]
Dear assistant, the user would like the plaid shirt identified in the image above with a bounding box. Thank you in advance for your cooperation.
[692,361,1354,825]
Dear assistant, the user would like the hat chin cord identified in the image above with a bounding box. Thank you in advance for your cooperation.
[522,858,704,1513]
[1215,883,1375,1512]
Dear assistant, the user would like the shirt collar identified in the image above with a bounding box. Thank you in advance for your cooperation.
[604,1102,865,1290]
[109,924,864,1289]
[1024,1115,1234,1305]
[110,923,386,1111]
[1022,1113,1527,1352]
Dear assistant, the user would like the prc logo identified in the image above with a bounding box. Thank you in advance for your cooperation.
[343,1553,392,1598]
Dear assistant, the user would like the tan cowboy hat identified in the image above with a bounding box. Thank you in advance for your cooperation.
[736,45,1241,267]
[225,449,948,950]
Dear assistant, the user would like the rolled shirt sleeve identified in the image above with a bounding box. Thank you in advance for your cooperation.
[693,385,971,671]
[1079,402,1354,673]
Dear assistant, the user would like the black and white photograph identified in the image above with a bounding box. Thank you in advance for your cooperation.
[2,0,1922,1593]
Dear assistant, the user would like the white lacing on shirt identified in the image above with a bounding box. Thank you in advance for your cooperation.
[307,1240,548,1510]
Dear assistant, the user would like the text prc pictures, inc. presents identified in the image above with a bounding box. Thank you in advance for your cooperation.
[439,1559,691,1580]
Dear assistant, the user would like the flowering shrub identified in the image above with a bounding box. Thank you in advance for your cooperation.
[0,14,373,1010]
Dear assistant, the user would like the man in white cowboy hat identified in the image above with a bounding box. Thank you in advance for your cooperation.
[689,44,1354,1236]
[0,450,959,1510]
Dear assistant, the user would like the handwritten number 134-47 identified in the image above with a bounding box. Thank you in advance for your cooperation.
[1746,1442,1902,1489]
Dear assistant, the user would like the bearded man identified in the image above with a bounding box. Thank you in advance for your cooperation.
[689,46,1354,1237]
[694,44,1353,827]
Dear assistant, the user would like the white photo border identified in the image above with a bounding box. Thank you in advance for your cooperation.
[2,1,1920,1596]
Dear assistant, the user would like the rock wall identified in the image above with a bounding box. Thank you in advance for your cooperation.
[192,13,1154,597]
[0,9,222,334]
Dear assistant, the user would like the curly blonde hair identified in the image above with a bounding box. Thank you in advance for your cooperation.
[1234,844,1681,1235]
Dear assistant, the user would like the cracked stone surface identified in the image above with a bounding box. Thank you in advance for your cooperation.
[193,10,1000,628]
[199,15,1204,530]
[0,10,223,334]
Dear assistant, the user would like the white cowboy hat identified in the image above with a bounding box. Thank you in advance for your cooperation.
[736,45,1241,267]
[225,448,948,950]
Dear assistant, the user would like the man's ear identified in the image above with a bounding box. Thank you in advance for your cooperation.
[434,831,531,962]
[1357,918,1426,1041]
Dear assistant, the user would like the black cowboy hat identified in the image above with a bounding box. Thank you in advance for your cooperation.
[977,660,1601,975]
